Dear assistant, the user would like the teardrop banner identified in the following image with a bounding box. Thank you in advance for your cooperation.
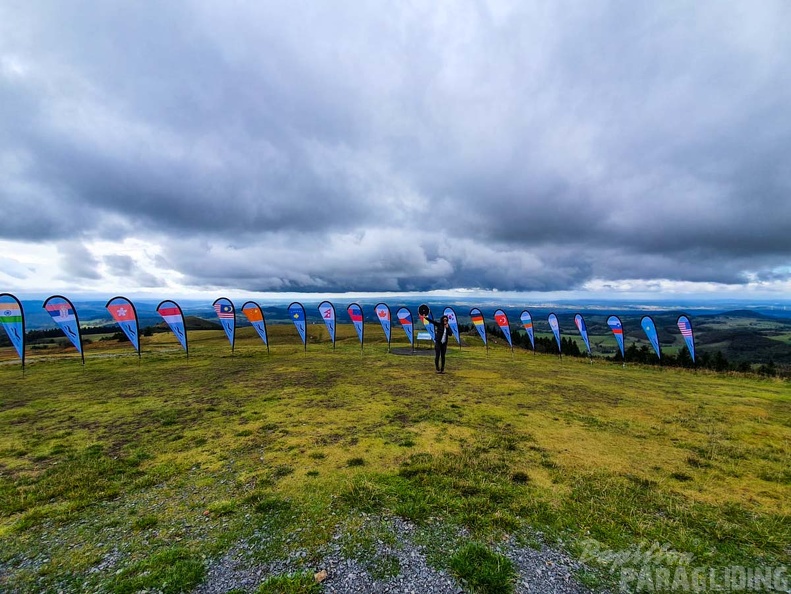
[469,307,488,352]
[105,296,141,357]
[374,302,391,351]
[677,315,695,364]
[241,301,269,353]
[347,303,365,352]
[574,313,592,359]
[494,309,513,352]
[641,315,661,361]
[156,300,189,356]
[318,301,336,349]
[43,295,85,365]
[396,307,414,351]
[0,293,26,369]
[288,302,307,352]
[607,315,625,362]
[419,304,435,341]
[547,312,562,356]
[443,307,461,347]
[520,310,535,352]
[213,297,236,352]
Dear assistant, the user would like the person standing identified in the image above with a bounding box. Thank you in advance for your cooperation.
[427,314,451,373]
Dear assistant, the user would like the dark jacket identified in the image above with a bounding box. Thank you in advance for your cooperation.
[427,317,450,346]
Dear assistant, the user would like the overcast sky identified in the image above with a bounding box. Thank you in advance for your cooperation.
[1,1,790,299]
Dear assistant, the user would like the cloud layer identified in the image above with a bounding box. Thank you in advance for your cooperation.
[1,1,790,294]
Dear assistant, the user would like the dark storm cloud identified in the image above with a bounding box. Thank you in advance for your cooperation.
[1,1,789,292]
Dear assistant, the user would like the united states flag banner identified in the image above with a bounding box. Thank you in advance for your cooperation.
[43,295,84,364]
[241,301,269,352]
[318,301,336,348]
[607,315,625,360]
[213,297,236,352]
[494,309,513,350]
[548,313,561,354]
[574,314,592,356]
[677,315,696,363]
[375,302,391,348]
[0,292,25,367]
[156,299,188,355]
[641,316,661,360]
[105,296,140,356]
[520,310,535,351]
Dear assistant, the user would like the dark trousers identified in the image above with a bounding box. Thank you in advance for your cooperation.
[435,341,447,371]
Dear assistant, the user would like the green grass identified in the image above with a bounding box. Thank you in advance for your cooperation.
[449,542,516,594]
[0,325,789,592]
[255,571,321,593]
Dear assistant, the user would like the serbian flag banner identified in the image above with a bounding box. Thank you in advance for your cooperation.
[396,307,414,346]
[548,313,561,354]
[213,297,236,352]
[288,302,307,350]
[469,308,488,346]
[0,293,25,367]
[520,310,535,351]
[607,315,625,360]
[347,303,364,348]
[242,301,269,352]
[677,315,695,363]
[574,314,592,356]
[43,295,84,364]
[105,296,140,356]
[375,302,391,348]
[494,309,513,350]
[318,301,336,348]
[157,300,188,354]
[641,316,661,360]
[443,307,461,346]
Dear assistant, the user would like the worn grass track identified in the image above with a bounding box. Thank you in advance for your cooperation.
[0,326,789,592]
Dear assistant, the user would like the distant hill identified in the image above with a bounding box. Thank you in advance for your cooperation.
[154,316,222,331]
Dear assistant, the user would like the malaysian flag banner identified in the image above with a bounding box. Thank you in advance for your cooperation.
[443,307,461,346]
[43,295,84,363]
[469,308,488,347]
[241,301,269,352]
[106,296,140,355]
[548,313,562,354]
[520,310,535,351]
[213,297,236,351]
[318,301,336,348]
[396,307,414,347]
[288,302,307,351]
[347,303,364,349]
[641,316,661,360]
[574,314,592,356]
[607,315,625,360]
[157,300,188,354]
[494,309,513,350]
[0,293,25,367]
[375,302,391,348]
[677,315,695,363]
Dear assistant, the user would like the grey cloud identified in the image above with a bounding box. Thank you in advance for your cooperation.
[56,241,101,280]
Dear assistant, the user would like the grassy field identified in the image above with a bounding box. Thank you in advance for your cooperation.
[1,325,789,593]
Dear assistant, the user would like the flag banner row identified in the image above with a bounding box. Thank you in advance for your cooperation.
[0,294,696,366]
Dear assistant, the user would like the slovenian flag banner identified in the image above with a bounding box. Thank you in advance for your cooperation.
[641,316,661,359]
[318,301,336,347]
[106,296,140,354]
[574,314,592,356]
[347,303,364,346]
[288,302,307,349]
[548,313,561,353]
[0,293,25,364]
[607,315,625,359]
[396,307,414,346]
[469,308,487,346]
[677,315,695,363]
[242,301,269,348]
[520,310,535,351]
[494,309,512,348]
[156,300,188,353]
[43,295,84,359]
[443,307,461,345]
[375,302,391,346]
[213,297,236,351]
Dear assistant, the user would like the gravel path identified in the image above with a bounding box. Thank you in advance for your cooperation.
[193,517,601,594]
